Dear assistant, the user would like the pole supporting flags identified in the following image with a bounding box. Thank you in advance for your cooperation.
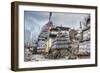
[49,12,52,21]
[45,12,52,53]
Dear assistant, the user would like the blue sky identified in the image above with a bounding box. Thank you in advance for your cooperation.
[24,11,89,44]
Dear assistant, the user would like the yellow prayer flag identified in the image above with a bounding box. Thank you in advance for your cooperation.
[45,40,49,53]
